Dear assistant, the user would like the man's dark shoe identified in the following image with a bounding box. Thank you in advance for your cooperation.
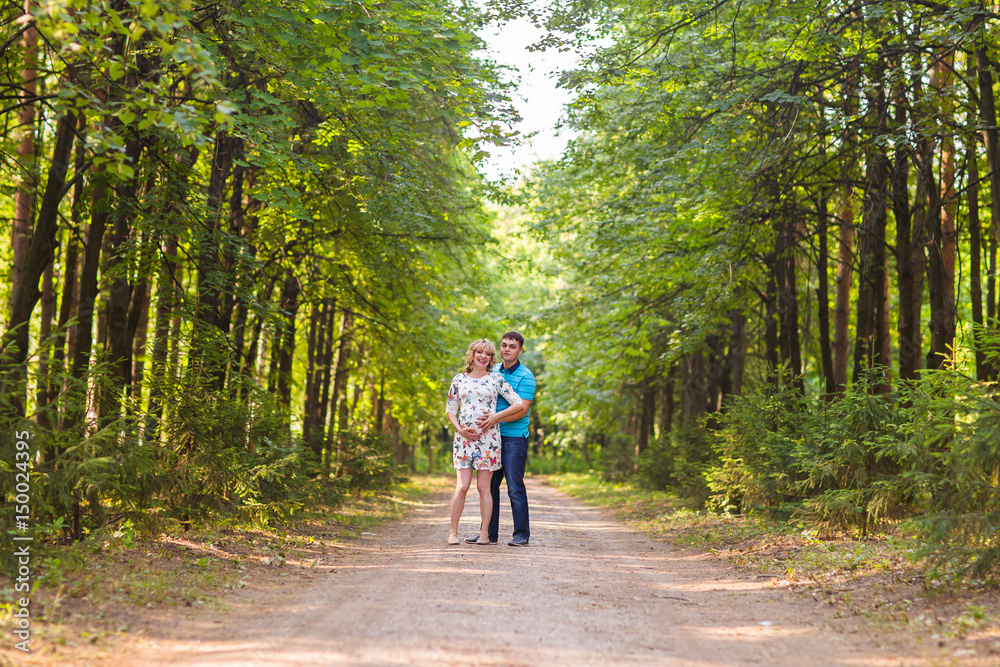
[464,535,497,545]
[508,536,529,547]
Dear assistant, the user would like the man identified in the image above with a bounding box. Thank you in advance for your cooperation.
[468,331,535,546]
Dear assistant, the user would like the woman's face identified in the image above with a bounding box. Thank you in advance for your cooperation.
[473,347,492,369]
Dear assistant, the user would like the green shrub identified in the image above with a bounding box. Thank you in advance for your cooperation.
[1,360,146,546]
[707,368,921,535]
[637,439,673,490]
[638,424,711,506]
[793,368,921,536]
[904,337,1000,580]
[154,373,315,525]
[706,376,811,516]
[525,443,591,475]
[335,431,403,495]
[600,432,635,482]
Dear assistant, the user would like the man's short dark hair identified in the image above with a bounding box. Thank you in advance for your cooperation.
[501,331,525,348]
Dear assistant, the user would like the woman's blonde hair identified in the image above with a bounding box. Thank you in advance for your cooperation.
[464,339,497,373]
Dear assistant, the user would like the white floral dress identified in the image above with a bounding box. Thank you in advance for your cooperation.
[446,372,523,471]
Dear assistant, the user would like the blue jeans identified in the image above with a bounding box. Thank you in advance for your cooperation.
[488,436,529,542]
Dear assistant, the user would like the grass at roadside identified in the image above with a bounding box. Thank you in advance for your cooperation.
[548,472,1000,652]
[549,472,909,573]
[0,473,454,666]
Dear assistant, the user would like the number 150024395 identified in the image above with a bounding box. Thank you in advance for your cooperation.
[12,429,33,653]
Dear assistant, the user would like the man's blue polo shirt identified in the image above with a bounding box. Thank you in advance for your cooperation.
[493,360,535,438]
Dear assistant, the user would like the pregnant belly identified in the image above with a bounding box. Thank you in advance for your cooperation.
[459,408,486,429]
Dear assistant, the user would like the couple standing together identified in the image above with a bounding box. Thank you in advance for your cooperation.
[445,331,535,546]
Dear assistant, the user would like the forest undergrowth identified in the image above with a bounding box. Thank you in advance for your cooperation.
[550,472,1000,656]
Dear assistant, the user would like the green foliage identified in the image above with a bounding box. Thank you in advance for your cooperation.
[904,333,1000,581]
[525,0,1000,576]
[638,425,711,505]
[704,352,1000,578]
[156,375,320,525]
[9,0,1000,597]
[706,377,810,517]
[794,370,921,536]
[335,432,403,496]
[524,445,592,475]
[637,440,673,490]
[708,369,920,535]
[599,432,635,482]
[1,358,133,549]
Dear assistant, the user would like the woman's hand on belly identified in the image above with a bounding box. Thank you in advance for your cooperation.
[457,424,481,441]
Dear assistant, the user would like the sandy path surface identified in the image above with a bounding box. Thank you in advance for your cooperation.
[122,478,934,666]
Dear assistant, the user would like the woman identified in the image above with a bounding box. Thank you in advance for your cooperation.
[445,339,524,545]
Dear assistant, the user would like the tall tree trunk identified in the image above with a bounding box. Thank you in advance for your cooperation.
[49,226,78,444]
[373,375,386,434]
[969,139,987,379]
[227,167,260,393]
[168,267,183,381]
[35,254,56,427]
[147,232,179,436]
[347,347,365,426]
[726,309,746,398]
[326,310,354,470]
[853,76,890,385]
[386,409,403,464]
[936,62,958,360]
[316,299,338,458]
[230,298,251,392]
[10,0,37,317]
[776,218,802,386]
[977,33,1000,354]
[276,274,300,409]
[244,278,277,382]
[636,377,655,455]
[832,190,854,391]
[910,192,927,375]
[764,258,780,377]
[891,107,920,382]
[915,134,948,370]
[816,192,836,395]
[129,280,150,407]
[94,223,112,356]
[61,114,87,405]
[423,428,434,475]
[705,333,728,429]
[267,324,280,394]
[219,138,246,353]
[102,134,144,427]
[833,64,860,393]
[303,300,321,448]
[192,130,236,388]
[2,110,77,422]
[680,352,707,425]
[658,365,675,440]
[879,248,892,387]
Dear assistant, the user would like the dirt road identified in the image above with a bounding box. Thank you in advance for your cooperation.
[120,478,952,666]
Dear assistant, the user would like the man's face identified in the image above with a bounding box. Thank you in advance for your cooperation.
[499,337,523,365]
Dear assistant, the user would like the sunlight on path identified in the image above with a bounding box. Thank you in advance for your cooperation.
[124,479,955,667]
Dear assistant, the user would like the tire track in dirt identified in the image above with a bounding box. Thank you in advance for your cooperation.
[120,478,952,666]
